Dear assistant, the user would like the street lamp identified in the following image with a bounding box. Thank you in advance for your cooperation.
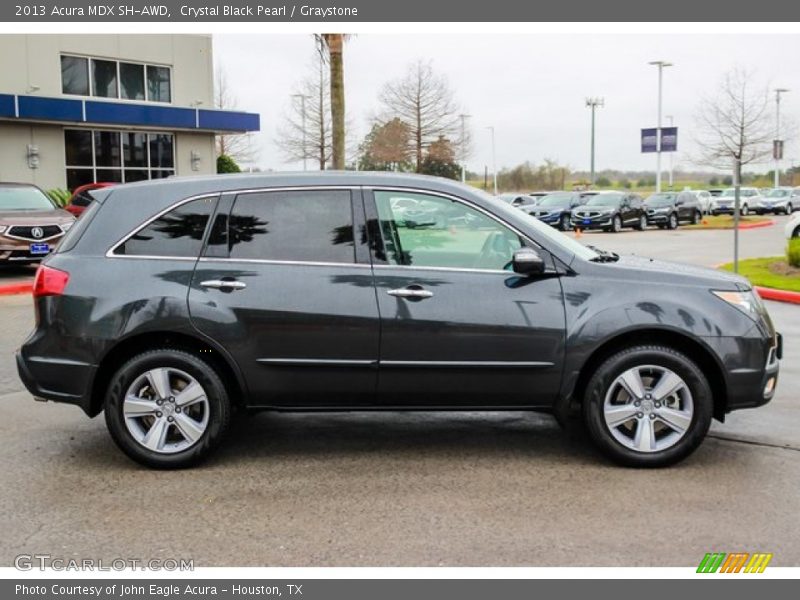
[649,60,673,193]
[774,88,790,188]
[585,97,604,186]
[291,93,310,170]
[459,113,471,183]
[487,126,497,195]
[666,115,674,189]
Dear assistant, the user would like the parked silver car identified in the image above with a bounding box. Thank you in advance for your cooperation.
[760,187,800,215]
[708,187,763,216]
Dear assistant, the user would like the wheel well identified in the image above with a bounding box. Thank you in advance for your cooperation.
[89,331,245,417]
[570,329,728,421]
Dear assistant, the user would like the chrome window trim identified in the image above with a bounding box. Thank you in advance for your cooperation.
[105,192,219,259]
[367,186,542,271]
[199,257,370,269]
[372,263,511,276]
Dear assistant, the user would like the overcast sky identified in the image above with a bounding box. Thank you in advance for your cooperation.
[214,33,800,175]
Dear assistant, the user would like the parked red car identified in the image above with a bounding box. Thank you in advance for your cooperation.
[65,182,116,217]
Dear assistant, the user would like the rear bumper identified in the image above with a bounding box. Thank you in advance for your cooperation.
[16,349,97,416]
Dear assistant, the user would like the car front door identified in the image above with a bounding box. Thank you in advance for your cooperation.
[188,187,380,408]
[366,189,566,408]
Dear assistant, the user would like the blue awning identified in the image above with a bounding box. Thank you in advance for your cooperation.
[0,93,259,133]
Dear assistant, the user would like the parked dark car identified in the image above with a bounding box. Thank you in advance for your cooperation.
[570,191,647,232]
[644,192,703,229]
[497,193,534,208]
[0,183,75,264]
[65,182,116,218]
[17,173,781,469]
[526,191,583,231]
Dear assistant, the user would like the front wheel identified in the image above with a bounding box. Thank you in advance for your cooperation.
[582,345,713,467]
[634,214,647,231]
[667,213,679,230]
[559,214,571,231]
[104,349,231,469]
[691,210,701,225]
[786,203,793,214]
[610,215,622,233]
[741,204,749,216]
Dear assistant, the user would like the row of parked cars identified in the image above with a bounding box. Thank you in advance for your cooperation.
[499,187,800,233]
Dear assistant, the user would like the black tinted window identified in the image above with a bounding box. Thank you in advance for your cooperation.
[228,190,354,263]
[116,197,216,257]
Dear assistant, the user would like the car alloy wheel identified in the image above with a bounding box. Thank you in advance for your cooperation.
[741,204,749,216]
[611,215,622,233]
[123,367,210,454]
[602,365,693,453]
[787,203,793,214]
[636,215,647,230]
[560,214,571,231]
[668,213,678,229]
[691,211,701,225]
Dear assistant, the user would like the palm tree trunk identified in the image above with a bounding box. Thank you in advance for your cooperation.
[325,34,346,170]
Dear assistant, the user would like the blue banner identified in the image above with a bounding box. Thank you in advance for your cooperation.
[661,127,678,152]
[641,128,658,153]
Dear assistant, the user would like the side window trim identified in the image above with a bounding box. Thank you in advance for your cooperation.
[107,193,219,259]
[365,187,542,273]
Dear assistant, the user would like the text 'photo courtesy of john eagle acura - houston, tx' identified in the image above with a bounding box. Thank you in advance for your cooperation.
[16,172,781,469]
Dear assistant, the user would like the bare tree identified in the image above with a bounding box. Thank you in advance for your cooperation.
[275,53,332,169]
[214,67,256,166]
[378,60,463,172]
[694,68,774,184]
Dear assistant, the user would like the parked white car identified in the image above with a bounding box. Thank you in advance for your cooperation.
[709,187,763,216]
[691,189,713,214]
[761,187,800,215]
[785,212,800,239]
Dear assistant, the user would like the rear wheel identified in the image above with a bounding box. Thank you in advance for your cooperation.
[559,213,571,231]
[104,349,231,469]
[634,214,647,231]
[691,210,701,225]
[786,203,793,214]
[582,345,713,467]
[741,204,749,216]
[610,215,622,233]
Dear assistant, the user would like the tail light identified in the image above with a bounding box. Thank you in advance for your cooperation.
[32,265,70,298]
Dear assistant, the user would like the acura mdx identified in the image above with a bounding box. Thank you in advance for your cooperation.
[17,173,781,468]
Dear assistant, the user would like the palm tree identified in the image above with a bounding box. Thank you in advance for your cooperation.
[316,34,349,169]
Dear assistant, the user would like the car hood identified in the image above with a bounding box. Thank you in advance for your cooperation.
[573,204,616,211]
[0,209,75,224]
[606,255,750,290]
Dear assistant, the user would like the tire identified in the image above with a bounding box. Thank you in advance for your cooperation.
[786,203,793,214]
[559,214,571,232]
[741,204,749,216]
[610,215,622,233]
[104,349,231,469]
[691,210,701,225]
[582,345,713,468]
[634,214,647,231]
[667,213,679,230]
[793,227,800,239]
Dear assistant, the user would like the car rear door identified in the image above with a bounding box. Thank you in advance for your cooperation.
[366,188,566,408]
[187,187,380,408]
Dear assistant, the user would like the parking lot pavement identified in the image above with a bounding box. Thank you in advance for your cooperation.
[0,264,37,287]
[0,223,798,567]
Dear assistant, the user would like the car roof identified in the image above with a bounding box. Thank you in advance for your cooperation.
[0,182,42,188]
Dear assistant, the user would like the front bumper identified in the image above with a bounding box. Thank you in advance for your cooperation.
[645,212,671,224]
[571,214,613,229]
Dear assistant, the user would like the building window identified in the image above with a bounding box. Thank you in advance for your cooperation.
[60,54,171,103]
[61,56,89,96]
[64,129,176,191]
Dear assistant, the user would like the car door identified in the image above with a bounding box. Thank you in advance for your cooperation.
[366,188,566,408]
[187,187,380,408]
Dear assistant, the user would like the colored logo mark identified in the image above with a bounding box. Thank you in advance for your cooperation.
[697,552,773,573]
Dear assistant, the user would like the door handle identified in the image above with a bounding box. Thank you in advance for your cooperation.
[387,287,433,299]
[200,279,247,291]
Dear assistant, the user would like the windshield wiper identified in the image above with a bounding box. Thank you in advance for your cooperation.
[587,246,620,263]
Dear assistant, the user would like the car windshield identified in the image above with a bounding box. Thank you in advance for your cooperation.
[475,189,600,261]
[644,193,677,207]
[584,193,624,207]
[766,189,790,198]
[721,189,744,198]
[538,193,575,207]
[0,186,55,211]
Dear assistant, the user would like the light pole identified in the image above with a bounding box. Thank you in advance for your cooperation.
[666,115,674,189]
[487,126,497,195]
[291,93,310,170]
[774,88,790,188]
[459,113,471,183]
[649,60,673,193]
[585,97,604,186]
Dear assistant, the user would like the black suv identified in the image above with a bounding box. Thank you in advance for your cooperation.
[17,173,781,469]
[644,191,703,229]
[526,191,583,231]
[570,192,647,232]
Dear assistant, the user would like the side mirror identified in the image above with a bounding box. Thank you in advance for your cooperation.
[512,247,546,276]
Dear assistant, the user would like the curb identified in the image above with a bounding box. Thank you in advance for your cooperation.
[755,286,800,305]
[0,282,32,296]
[690,219,775,231]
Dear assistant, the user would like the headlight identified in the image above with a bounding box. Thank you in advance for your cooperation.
[61,222,74,232]
[712,290,762,319]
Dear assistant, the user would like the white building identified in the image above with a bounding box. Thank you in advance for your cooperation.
[0,34,259,191]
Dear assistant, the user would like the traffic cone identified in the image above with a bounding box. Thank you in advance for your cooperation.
[575,228,582,238]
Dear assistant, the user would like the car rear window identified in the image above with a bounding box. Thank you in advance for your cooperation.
[227,190,355,264]
[114,196,217,257]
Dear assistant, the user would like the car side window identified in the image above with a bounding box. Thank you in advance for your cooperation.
[115,196,216,257]
[373,191,523,271]
[629,196,641,208]
[72,191,94,207]
[227,190,355,264]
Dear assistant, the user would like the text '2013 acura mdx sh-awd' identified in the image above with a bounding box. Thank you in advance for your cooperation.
[17,173,781,469]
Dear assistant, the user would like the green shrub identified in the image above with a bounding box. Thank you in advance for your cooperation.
[47,188,72,207]
[216,154,241,174]
[788,238,800,269]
